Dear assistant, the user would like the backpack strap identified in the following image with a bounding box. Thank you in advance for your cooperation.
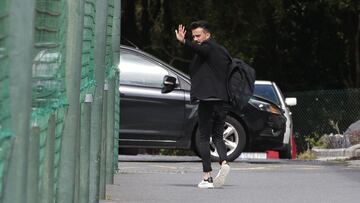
[219,46,233,62]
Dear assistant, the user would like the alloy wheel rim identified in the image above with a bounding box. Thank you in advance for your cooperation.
[210,122,239,157]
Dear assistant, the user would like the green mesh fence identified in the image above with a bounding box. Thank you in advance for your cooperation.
[0,136,13,200]
[80,0,96,102]
[0,0,13,199]
[0,0,120,201]
[114,71,120,171]
[105,0,120,174]
[105,0,115,81]
[33,0,67,111]
[33,1,67,200]
[286,89,360,151]
[53,109,65,199]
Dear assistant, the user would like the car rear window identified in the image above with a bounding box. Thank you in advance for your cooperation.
[254,84,280,106]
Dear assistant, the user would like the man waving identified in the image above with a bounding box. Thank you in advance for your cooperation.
[175,21,231,189]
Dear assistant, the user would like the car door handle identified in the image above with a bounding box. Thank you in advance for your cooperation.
[120,92,125,97]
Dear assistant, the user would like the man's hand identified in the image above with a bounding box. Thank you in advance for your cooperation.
[175,24,186,44]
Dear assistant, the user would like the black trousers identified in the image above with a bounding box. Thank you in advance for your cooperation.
[198,100,228,172]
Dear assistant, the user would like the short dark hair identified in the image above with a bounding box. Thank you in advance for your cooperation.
[190,20,211,33]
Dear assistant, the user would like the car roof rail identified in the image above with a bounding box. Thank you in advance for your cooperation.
[121,37,140,50]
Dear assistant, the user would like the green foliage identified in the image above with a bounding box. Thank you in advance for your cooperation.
[121,0,360,91]
[304,132,329,149]
[297,149,317,160]
[328,119,341,134]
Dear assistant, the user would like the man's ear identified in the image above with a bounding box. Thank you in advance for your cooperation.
[205,32,211,39]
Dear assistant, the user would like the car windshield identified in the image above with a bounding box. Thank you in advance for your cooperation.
[254,84,281,106]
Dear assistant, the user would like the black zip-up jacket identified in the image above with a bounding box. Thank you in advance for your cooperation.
[184,38,231,103]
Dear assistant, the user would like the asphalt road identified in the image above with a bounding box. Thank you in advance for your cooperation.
[102,155,360,203]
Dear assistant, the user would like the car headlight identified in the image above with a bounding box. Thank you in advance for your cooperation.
[249,98,282,115]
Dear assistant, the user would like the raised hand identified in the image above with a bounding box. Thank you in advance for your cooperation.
[175,24,186,43]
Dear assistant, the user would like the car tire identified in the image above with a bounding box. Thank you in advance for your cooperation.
[280,144,292,159]
[195,116,246,162]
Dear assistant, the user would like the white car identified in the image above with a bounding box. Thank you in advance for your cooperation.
[254,80,297,158]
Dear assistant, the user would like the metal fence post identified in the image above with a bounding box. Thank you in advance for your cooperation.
[3,0,35,202]
[40,114,56,203]
[106,78,115,184]
[114,73,120,172]
[79,94,92,203]
[74,111,81,203]
[112,0,121,65]
[89,0,108,202]
[27,126,40,203]
[100,83,108,199]
[112,0,121,176]
[57,0,85,202]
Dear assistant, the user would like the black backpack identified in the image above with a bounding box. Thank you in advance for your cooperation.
[225,53,256,110]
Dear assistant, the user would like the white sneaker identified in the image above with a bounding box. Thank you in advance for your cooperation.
[213,164,230,188]
[198,177,214,189]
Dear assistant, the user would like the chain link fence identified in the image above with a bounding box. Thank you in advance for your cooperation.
[286,88,360,152]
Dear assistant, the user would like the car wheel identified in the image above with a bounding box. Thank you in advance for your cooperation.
[195,116,246,162]
[280,143,292,159]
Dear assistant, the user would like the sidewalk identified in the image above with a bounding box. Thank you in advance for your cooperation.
[101,155,360,203]
[312,144,360,161]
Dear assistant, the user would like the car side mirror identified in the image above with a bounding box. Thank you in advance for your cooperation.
[285,97,297,106]
[161,75,177,93]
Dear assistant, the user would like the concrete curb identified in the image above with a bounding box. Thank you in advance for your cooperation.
[312,144,360,160]
[346,144,360,158]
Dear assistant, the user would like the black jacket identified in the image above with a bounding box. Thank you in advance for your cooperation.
[185,38,230,102]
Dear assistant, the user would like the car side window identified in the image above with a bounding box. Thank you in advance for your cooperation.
[178,77,191,91]
[119,51,169,88]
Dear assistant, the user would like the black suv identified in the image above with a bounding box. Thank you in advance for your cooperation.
[119,45,289,161]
